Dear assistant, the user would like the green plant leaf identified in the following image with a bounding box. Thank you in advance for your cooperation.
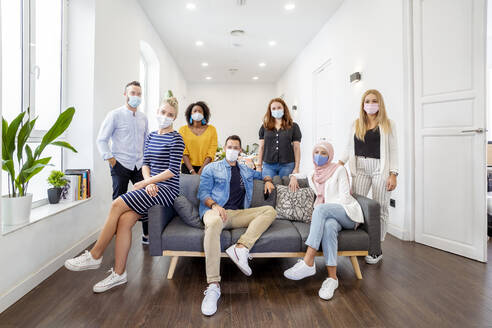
[21,157,52,185]
[50,141,77,153]
[34,107,75,159]
[5,112,25,159]
[17,117,37,163]
[2,118,9,160]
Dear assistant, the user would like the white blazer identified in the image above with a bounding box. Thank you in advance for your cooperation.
[292,166,364,224]
[340,119,399,178]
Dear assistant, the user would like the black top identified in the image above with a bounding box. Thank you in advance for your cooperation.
[259,122,302,164]
[354,127,381,159]
[224,165,245,210]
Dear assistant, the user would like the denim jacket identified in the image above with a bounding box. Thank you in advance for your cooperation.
[198,159,263,218]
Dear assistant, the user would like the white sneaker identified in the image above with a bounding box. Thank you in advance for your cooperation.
[201,284,221,316]
[318,278,339,300]
[365,254,383,264]
[64,250,102,271]
[226,245,252,276]
[93,268,127,293]
[283,259,316,280]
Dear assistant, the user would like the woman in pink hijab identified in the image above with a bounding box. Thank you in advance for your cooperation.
[283,141,363,301]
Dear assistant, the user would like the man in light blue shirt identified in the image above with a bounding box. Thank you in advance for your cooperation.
[96,81,149,243]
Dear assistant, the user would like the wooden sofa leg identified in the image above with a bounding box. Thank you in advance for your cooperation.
[350,256,363,280]
[167,256,179,280]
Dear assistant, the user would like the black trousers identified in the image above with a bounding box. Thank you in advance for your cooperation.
[181,164,201,174]
[110,161,148,236]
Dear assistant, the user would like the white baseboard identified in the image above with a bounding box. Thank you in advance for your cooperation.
[388,223,411,241]
[0,229,101,314]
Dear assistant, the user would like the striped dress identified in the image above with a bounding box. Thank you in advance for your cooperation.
[121,130,184,216]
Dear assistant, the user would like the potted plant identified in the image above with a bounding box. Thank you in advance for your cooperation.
[2,107,77,226]
[47,170,68,204]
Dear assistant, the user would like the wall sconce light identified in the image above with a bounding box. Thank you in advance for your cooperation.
[350,72,361,83]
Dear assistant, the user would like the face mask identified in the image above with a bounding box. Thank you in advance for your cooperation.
[128,95,142,108]
[225,149,239,162]
[364,103,379,115]
[156,115,174,129]
[314,154,329,166]
[191,112,204,121]
[271,109,284,119]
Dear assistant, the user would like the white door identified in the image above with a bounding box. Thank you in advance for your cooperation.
[413,0,487,261]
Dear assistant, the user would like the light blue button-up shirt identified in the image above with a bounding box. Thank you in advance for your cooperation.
[96,106,149,171]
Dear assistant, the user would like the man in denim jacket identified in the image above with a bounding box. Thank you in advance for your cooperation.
[198,135,277,316]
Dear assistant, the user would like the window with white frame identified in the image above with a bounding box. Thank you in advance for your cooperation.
[139,41,160,131]
[1,0,65,206]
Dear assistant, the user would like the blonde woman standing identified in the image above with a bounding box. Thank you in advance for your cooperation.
[339,89,398,264]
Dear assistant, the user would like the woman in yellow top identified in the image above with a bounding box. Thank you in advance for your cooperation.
[179,101,218,175]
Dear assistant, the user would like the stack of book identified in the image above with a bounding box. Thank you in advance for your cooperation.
[63,169,91,201]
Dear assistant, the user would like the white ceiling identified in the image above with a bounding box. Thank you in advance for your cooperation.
[138,0,343,83]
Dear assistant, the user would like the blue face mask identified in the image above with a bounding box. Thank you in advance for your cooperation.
[314,154,329,166]
[271,109,284,119]
[128,95,142,108]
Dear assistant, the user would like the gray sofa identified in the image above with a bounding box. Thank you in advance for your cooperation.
[148,174,381,280]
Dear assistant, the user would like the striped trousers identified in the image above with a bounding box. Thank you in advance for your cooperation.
[352,156,390,242]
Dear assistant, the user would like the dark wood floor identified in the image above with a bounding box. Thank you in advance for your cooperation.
[1,230,491,328]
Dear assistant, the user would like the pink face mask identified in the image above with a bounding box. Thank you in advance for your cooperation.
[364,103,379,114]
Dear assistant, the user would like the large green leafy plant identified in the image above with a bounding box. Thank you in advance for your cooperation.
[2,107,77,197]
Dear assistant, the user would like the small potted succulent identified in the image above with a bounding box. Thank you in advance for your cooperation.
[47,170,68,204]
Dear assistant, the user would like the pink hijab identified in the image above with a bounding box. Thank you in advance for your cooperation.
[312,142,340,206]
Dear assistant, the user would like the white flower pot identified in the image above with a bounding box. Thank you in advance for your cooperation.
[1,194,33,227]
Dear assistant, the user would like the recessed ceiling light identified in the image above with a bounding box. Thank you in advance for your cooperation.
[259,62,266,67]
[186,3,196,10]
[205,76,212,80]
[201,62,209,67]
[252,76,259,80]
[195,41,204,46]
[268,40,277,46]
[284,3,295,10]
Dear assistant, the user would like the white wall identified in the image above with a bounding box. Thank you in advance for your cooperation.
[186,83,276,149]
[0,0,187,313]
[276,0,411,240]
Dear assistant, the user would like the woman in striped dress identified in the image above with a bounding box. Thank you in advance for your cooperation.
[64,96,184,293]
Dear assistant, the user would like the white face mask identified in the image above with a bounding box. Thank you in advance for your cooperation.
[271,109,284,119]
[156,115,174,129]
[225,149,239,162]
[191,112,204,121]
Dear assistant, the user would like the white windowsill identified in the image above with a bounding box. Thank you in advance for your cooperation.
[1,198,93,235]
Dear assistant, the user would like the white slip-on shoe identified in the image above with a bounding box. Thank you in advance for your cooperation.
[201,284,221,316]
[283,259,316,280]
[318,277,339,300]
[365,254,383,264]
[64,250,102,271]
[93,268,127,293]
[226,245,252,276]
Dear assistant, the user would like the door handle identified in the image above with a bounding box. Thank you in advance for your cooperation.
[461,128,484,133]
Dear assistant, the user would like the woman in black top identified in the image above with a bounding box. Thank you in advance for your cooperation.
[258,98,302,191]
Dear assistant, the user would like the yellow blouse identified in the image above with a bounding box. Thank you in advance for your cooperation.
[179,124,218,167]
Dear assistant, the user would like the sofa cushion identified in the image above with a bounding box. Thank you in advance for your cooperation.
[291,221,370,252]
[162,216,231,252]
[231,219,302,252]
[179,174,201,206]
[173,195,203,229]
[275,185,315,222]
[251,179,276,208]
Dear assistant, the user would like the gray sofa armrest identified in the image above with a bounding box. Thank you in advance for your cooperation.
[148,205,175,256]
[353,194,381,256]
